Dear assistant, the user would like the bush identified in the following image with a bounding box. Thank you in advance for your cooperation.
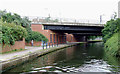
[102,18,120,42]
[0,20,2,44]
[25,31,48,43]
[0,10,48,45]
[87,36,102,40]
[104,31,120,56]
[2,22,27,45]
[0,10,32,32]
[102,18,120,57]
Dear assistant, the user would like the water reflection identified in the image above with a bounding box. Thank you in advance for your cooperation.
[5,42,120,73]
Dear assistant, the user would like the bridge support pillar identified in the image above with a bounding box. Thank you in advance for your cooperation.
[73,35,88,42]
[83,36,88,42]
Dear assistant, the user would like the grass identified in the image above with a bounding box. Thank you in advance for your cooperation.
[104,31,120,57]
[88,40,103,41]
[1,49,27,54]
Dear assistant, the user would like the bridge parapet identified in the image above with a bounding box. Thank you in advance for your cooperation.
[29,16,105,27]
[41,22,104,27]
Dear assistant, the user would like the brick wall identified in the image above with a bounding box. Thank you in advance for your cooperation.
[31,24,78,45]
[2,39,25,53]
[31,24,66,43]
[66,33,77,42]
[25,41,42,46]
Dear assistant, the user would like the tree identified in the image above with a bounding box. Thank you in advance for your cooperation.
[111,12,117,20]
[2,22,27,45]
[25,31,48,43]
[0,10,48,44]
[102,18,120,42]
[0,10,32,31]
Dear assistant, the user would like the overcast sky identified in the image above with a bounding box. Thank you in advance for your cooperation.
[0,0,119,22]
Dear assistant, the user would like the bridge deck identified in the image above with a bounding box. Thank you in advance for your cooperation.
[32,22,104,27]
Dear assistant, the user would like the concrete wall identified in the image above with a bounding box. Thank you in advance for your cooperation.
[2,39,25,53]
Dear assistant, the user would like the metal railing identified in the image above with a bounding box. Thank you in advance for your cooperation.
[27,16,106,24]
[42,42,59,49]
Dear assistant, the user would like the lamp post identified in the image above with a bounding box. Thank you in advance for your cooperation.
[100,15,102,23]
[100,14,105,24]
[59,11,62,22]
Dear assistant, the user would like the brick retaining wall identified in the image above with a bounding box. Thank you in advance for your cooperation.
[2,38,25,53]
[31,24,78,44]
[25,41,42,46]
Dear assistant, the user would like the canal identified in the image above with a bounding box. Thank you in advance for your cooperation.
[4,42,120,73]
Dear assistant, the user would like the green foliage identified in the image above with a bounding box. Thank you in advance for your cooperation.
[104,31,120,57]
[87,36,102,40]
[0,19,2,44]
[25,31,48,43]
[44,16,59,22]
[0,10,48,45]
[2,22,27,45]
[53,19,59,22]
[0,10,31,31]
[102,18,120,42]
[102,18,120,57]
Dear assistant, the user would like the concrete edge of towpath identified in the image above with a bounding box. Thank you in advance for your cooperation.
[1,42,83,72]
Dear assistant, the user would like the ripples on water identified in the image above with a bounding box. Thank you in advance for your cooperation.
[24,59,112,73]
[4,42,120,73]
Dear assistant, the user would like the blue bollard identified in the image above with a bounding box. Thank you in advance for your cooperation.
[46,43,47,49]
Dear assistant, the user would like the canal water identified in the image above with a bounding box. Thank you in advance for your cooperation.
[5,42,120,73]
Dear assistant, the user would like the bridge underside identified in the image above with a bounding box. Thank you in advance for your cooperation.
[44,25,103,36]
[31,23,103,44]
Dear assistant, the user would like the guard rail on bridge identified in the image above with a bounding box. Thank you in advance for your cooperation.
[28,16,106,27]
[41,22,104,27]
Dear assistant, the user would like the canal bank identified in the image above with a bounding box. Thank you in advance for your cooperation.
[1,42,84,72]
[3,42,120,73]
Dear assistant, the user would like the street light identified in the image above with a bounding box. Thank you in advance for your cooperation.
[100,14,105,24]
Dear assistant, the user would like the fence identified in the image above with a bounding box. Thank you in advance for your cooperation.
[27,16,106,24]
[42,42,59,49]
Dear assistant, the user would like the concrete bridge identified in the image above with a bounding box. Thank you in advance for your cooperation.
[42,22,104,36]
[30,17,104,43]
